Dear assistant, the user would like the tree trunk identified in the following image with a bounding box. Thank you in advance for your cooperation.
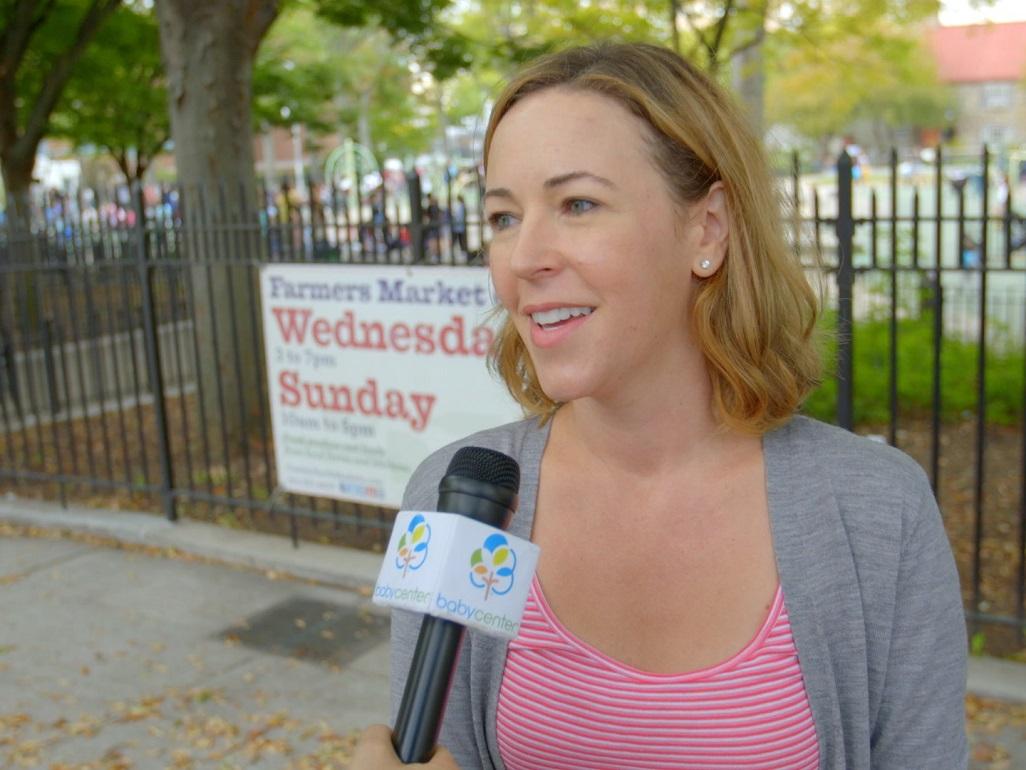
[0,152,34,234]
[0,152,39,349]
[732,3,766,138]
[0,149,40,276]
[435,89,450,159]
[157,0,277,217]
[669,0,681,54]
[357,90,374,155]
[734,40,765,138]
[156,0,280,448]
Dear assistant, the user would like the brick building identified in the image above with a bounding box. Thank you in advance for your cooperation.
[926,21,1026,151]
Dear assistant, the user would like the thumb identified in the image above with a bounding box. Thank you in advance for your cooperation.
[426,744,460,769]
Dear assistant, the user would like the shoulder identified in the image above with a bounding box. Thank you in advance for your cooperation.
[766,415,935,547]
[769,419,966,766]
[400,417,546,510]
[770,414,929,495]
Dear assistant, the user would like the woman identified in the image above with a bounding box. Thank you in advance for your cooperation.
[353,42,967,769]
[452,194,469,258]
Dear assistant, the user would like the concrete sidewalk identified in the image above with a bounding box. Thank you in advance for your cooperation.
[0,495,384,593]
[3,494,1026,767]
[0,496,390,768]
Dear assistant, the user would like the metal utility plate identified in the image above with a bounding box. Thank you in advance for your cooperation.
[220,596,389,666]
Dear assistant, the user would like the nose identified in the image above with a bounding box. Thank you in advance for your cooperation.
[505,211,562,280]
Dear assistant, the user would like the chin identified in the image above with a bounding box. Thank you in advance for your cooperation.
[535,371,592,405]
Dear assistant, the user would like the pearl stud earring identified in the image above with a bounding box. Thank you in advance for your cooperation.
[699,259,712,270]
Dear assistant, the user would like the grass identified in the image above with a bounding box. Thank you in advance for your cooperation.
[803,309,1025,426]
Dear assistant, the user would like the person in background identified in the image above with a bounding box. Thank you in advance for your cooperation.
[996,172,1026,253]
[275,179,303,256]
[371,188,391,253]
[423,192,442,262]
[452,194,468,260]
[352,41,968,770]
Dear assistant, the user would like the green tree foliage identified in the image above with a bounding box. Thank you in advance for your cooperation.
[765,5,951,145]
[443,1,949,145]
[51,4,167,184]
[676,1,941,70]
[313,0,472,79]
[440,0,671,141]
[253,5,440,158]
[0,0,122,222]
[453,0,668,72]
[674,1,947,134]
[370,54,440,156]
[253,5,353,134]
[677,0,761,75]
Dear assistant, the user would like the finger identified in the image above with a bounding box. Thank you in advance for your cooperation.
[427,744,460,769]
[362,723,393,742]
[350,724,401,769]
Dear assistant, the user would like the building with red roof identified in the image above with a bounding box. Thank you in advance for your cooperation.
[926,21,1026,150]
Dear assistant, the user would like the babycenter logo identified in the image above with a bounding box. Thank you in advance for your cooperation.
[395,515,430,577]
[469,534,516,601]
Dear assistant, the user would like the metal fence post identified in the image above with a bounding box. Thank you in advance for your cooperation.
[406,171,424,264]
[0,332,18,412]
[41,319,60,416]
[134,186,176,521]
[836,151,855,431]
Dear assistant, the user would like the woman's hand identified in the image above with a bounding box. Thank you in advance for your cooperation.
[349,724,461,769]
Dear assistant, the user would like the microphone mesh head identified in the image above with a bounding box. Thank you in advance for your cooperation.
[445,446,520,493]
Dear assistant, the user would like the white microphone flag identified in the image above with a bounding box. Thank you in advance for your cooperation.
[373,511,540,640]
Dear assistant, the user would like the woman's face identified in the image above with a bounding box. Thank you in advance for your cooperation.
[485,87,718,407]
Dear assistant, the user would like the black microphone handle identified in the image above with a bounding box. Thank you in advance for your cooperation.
[392,615,464,763]
[391,475,517,763]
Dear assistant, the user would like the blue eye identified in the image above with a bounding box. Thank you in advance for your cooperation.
[566,199,596,215]
[487,212,517,231]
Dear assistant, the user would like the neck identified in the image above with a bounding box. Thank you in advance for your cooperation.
[553,369,747,480]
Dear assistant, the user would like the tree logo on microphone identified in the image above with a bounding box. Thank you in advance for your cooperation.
[395,514,430,577]
[469,534,516,601]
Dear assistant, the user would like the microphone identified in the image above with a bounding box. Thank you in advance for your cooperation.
[391,446,521,764]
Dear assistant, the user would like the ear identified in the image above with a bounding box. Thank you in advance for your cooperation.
[691,181,729,278]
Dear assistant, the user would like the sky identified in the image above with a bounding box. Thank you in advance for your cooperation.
[939,0,1026,25]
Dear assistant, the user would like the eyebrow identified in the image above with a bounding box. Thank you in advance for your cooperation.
[483,170,617,202]
[544,170,616,190]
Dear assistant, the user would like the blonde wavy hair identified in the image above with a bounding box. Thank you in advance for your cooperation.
[484,42,820,435]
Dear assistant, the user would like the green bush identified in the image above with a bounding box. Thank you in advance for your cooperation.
[802,310,1025,426]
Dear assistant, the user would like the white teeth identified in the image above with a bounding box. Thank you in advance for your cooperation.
[530,306,594,326]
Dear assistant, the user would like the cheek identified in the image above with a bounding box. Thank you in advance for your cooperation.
[628,242,692,325]
[488,253,517,311]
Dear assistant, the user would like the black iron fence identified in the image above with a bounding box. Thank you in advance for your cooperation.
[0,170,488,552]
[790,148,1026,647]
[1,149,1025,648]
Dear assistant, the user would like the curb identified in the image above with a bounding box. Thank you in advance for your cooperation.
[967,656,1026,703]
[0,493,382,595]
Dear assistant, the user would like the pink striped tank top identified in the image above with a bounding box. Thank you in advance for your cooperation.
[496,576,819,769]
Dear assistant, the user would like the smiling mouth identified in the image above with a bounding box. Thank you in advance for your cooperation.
[529,306,594,329]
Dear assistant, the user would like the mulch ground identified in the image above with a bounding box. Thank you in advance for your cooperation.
[0,392,393,554]
[873,418,1026,658]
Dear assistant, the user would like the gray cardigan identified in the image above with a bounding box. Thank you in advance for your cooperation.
[390,415,968,769]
